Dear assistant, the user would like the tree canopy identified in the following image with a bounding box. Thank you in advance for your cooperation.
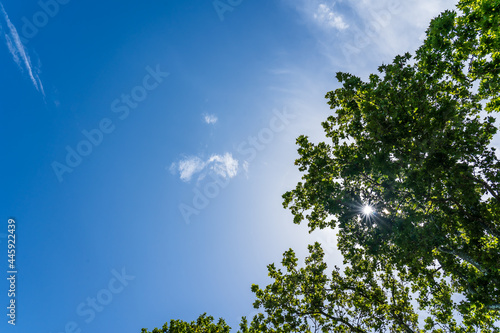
[283,0,500,316]
[245,244,499,332]
[140,313,231,333]
[142,0,500,332]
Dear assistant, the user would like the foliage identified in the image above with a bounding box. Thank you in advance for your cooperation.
[418,0,500,111]
[140,313,231,333]
[282,0,500,321]
[247,243,422,332]
[244,244,499,332]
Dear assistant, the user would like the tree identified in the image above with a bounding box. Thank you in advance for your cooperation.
[248,244,426,332]
[141,313,231,333]
[282,0,500,319]
[245,243,499,332]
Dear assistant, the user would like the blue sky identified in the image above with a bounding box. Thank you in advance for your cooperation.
[0,0,459,332]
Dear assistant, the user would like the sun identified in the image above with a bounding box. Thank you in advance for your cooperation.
[362,205,374,215]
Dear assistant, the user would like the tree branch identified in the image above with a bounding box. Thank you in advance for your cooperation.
[487,304,500,311]
[468,174,500,204]
[438,246,488,274]
[317,310,366,333]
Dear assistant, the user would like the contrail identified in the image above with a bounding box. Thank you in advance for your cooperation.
[0,2,45,95]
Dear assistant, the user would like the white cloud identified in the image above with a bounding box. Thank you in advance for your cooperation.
[314,3,348,30]
[207,153,238,179]
[204,114,218,124]
[172,153,239,182]
[0,3,44,95]
[177,157,206,182]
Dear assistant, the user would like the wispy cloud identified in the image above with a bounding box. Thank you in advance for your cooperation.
[340,0,457,57]
[282,0,457,71]
[0,3,44,95]
[207,153,238,179]
[171,153,239,182]
[314,3,348,30]
[203,114,218,124]
[176,156,206,182]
